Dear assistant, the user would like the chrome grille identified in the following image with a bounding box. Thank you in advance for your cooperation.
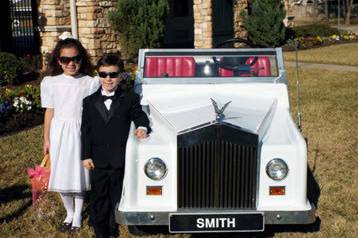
[177,124,258,209]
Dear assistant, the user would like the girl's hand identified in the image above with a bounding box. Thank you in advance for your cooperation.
[43,140,50,155]
[83,159,95,170]
[135,128,147,139]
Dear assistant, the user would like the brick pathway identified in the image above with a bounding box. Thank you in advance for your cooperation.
[339,25,358,33]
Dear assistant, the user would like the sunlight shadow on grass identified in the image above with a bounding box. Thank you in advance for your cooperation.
[308,166,321,208]
[0,184,31,203]
[0,184,32,223]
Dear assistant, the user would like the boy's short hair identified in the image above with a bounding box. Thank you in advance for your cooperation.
[96,53,124,73]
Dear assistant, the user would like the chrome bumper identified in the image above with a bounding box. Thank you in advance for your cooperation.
[115,204,316,226]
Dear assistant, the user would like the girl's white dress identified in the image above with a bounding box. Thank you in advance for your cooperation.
[41,74,99,193]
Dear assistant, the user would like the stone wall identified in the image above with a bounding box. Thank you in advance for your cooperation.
[38,0,120,66]
[77,0,120,61]
[233,0,249,40]
[193,0,212,48]
[192,0,252,48]
[38,0,71,57]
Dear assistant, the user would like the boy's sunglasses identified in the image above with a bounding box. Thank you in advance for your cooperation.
[98,71,120,78]
[58,55,82,64]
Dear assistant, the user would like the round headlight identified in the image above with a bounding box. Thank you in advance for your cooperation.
[266,158,289,181]
[144,158,167,181]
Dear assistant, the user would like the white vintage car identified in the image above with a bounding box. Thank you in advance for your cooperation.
[116,48,315,233]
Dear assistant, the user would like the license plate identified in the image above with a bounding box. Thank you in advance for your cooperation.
[169,213,264,233]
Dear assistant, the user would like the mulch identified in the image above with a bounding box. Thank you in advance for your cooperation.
[0,110,43,137]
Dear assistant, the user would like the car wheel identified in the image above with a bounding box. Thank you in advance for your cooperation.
[127,225,169,236]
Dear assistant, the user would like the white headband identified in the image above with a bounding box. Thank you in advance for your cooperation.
[59,31,74,40]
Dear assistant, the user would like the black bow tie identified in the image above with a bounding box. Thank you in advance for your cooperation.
[102,95,115,101]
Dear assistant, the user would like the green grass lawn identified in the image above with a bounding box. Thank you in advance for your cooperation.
[284,43,358,66]
[285,68,358,237]
[0,68,357,237]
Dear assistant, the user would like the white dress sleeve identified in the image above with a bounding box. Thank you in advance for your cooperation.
[40,76,54,108]
[89,76,100,95]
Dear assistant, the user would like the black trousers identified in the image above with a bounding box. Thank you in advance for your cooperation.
[90,167,124,238]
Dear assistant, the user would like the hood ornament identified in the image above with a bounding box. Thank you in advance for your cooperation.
[210,98,232,121]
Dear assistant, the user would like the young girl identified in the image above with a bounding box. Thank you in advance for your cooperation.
[41,37,99,232]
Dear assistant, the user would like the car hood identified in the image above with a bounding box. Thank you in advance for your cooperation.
[147,91,277,138]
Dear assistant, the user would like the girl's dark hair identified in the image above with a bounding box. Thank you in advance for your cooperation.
[44,38,94,76]
[96,53,124,73]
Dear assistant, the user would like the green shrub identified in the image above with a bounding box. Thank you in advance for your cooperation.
[242,0,286,47]
[293,24,340,38]
[109,0,169,59]
[0,52,28,86]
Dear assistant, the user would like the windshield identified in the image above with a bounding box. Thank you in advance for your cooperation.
[142,51,278,79]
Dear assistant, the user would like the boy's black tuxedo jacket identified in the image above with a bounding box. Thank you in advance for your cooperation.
[81,87,150,169]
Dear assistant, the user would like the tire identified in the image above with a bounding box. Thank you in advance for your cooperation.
[127,225,169,236]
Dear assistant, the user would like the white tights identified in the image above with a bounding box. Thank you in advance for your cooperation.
[59,192,84,228]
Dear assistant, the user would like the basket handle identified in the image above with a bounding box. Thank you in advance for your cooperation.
[40,154,50,168]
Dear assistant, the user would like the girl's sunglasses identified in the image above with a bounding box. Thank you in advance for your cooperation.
[58,55,82,64]
[98,71,120,78]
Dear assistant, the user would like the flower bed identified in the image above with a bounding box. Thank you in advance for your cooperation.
[283,31,358,51]
[0,84,43,135]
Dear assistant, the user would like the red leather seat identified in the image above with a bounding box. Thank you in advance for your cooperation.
[247,56,271,77]
[218,56,271,77]
[145,57,195,77]
[219,67,234,77]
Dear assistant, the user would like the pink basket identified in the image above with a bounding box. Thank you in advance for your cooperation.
[27,165,50,206]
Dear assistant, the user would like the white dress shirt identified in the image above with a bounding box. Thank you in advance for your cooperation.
[101,89,115,110]
[101,88,147,132]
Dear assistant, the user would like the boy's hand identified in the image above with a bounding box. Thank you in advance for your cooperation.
[135,128,147,139]
[83,159,95,170]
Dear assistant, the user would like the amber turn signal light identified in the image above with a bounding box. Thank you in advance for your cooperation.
[269,186,285,195]
[146,186,162,195]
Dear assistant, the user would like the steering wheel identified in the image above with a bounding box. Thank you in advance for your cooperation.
[214,38,255,48]
[212,38,258,73]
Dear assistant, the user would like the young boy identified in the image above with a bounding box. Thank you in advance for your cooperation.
[81,53,150,238]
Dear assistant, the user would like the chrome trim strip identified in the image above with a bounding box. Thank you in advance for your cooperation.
[140,48,277,53]
[142,78,279,84]
[116,204,316,226]
[177,120,256,136]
